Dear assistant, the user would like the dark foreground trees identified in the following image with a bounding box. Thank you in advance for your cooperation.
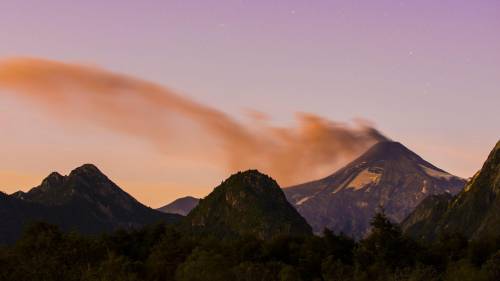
[1,213,500,281]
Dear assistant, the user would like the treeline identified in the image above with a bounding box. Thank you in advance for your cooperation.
[1,213,500,281]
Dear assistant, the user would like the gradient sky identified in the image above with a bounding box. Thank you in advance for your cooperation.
[1,0,499,207]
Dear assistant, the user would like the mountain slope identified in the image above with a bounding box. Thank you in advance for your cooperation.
[402,140,500,240]
[284,141,465,238]
[157,196,199,216]
[184,170,312,239]
[0,191,58,244]
[1,164,181,244]
[400,193,453,241]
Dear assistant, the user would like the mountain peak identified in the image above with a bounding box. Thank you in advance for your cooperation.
[185,170,312,239]
[69,164,104,177]
[21,164,121,206]
[40,172,65,190]
[179,196,198,201]
[285,140,465,238]
[157,196,200,216]
[359,141,419,162]
[223,169,277,192]
[46,171,64,179]
[1,164,181,244]
[227,169,266,180]
[369,141,407,152]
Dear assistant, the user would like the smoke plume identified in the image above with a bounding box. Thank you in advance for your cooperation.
[0,57,386,185]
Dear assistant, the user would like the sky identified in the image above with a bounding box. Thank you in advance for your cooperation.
[0,0,499,207]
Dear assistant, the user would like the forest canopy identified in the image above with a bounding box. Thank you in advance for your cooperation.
[2,213,500,281]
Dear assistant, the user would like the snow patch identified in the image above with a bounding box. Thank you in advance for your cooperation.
[419,165,454,180]
[421,180,428,194]
[331,186,343,194]
[345,169,382,190]
[296,196,312,205]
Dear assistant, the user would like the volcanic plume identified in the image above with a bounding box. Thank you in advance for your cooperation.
[0,57,386,185]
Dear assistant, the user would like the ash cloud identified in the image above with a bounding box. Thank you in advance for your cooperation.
[0,57,386,185]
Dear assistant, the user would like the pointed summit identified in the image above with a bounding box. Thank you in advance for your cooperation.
[68,163,108,180]
[359,141,420,161]
[70,163,102,174]
[157,196,199,216]
[42,171,64,185]
[185,170,312,239]
[21,164,118,205]
[285,140,465,238]
[37,171,65,192]
[0,164,181,243]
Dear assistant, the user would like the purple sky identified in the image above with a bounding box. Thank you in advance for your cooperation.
[0,1,499,206]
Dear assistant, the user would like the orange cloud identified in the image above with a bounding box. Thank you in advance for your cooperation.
[0,57,386,186]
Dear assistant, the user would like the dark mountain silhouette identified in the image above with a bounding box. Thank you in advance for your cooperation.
[284,141,465,238]
[0,191,59,244]
[402,140,500,240]
[157,196,199,216]
[0,164,181,244]
[184,170,312,239]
